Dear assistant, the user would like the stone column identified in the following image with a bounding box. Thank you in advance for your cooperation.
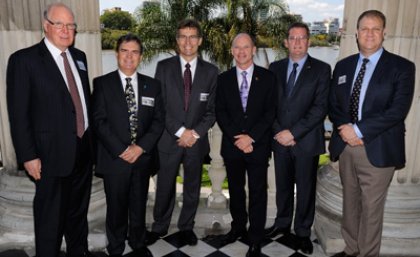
[315,0,420,255]
[0,0,106,250]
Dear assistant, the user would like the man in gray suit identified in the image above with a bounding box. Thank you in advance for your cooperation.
[146,19,218,246]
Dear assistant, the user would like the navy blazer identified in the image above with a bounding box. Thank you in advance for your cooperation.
[7,39,93,177]
[329,50,415,168]
[216,65,277,160]
[92,71,165,174]
[270,55,331,156]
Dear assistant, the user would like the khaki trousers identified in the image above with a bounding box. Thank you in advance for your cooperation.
[339,145,394,257]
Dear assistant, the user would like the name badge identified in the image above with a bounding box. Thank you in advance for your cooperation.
[77,60,86,71]
[200,93,209,102]
[338,75,346,85]
[142,97,155,107]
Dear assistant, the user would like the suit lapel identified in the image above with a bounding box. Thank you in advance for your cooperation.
[39,41,71,98]
[290,56,312,98]
[173,56,185,103]
[110,71,129,114]
[342,55,359,107]
[69,48,91,108]
[190,58,204,105]
[362,50,388,113]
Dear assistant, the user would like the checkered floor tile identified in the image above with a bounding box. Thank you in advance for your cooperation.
[0,231,329,257]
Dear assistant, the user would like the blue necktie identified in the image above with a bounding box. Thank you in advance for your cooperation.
[286,62,298,97]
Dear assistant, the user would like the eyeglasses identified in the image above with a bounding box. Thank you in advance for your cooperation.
[177,35,200,41]
[46,18,77,30]
[288,35,308,41]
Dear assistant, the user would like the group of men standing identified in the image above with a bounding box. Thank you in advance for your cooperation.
[5,3,415,257]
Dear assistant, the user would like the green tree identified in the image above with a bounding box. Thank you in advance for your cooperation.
[136,0,296,70]
[100,10,135,30]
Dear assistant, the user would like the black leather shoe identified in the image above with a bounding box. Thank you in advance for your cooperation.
[220,229,247,246]
[133,246,153,257]
[67,251,97,257]
[108,255,122,257]
[264,225,290,238]
[331,252,356,257]
[298,236,313,254]
[181,230,198,246]
[246,244,261,257]
[145,231,162,246]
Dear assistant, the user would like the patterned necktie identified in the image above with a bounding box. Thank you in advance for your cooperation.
[240,71,249,112]
[184,63,192,111]
[61,52,85,138]
[286,62,298,97]
[125,77,138,144]
[349,58,369,123]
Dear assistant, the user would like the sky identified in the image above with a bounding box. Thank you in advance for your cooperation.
[99,0,344,24]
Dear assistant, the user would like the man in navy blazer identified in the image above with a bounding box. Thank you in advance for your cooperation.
[92,34,164,257]
[146,19,218,246]
[216,33,276,257]
[265,22,331,254]
[6,3,94,257]
[329,10,415,257]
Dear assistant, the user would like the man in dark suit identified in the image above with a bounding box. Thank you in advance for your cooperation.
[265,22,331,254]
[146,19,218,246]
[6,3,94,257]
[329,10,415,257]
[92,34,164,257]
[216,33,276,257]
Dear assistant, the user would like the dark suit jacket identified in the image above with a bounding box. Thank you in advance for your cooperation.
[92,71,165,174]
[329,49,415,168]
[7,39,93,177]
[269,55,331,156]
[216,65,276,160]
[155,56,218,156]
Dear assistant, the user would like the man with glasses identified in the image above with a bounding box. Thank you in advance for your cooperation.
[146,18,218,246]
[265,22,331,254]
[329,10,415,257]
[7,3,94,257]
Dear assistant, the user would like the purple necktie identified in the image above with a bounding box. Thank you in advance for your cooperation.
[240,71,248,112]
[61,52,85,138]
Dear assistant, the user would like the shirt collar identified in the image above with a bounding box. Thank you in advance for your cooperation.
[179,56,198,69]
[288,54,308,70]
[44,37,67,59]
[118,69,137,84]
[359,47,383,66]
[236,64,254,77]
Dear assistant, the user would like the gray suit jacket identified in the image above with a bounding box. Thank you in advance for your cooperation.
[155,55,218,156]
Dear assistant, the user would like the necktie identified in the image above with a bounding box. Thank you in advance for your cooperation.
[61,52,85,138]
[349,58,369,123]
[240,71,249,112]
[286,63,298,97]
[184,63,192,111]
[125,77,138,144]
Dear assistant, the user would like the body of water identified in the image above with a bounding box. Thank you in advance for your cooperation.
[102,46,340,77]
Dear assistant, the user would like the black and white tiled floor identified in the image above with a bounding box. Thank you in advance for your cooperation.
[0,231,329,257]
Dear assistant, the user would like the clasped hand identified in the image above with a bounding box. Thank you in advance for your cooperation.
[338,124,364,146]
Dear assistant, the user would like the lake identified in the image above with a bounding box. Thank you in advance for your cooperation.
[102,46,340,77]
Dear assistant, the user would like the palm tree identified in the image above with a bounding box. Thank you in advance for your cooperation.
[136,0,298,70]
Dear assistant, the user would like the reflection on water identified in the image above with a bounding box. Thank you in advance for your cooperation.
[102,47,340,77]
